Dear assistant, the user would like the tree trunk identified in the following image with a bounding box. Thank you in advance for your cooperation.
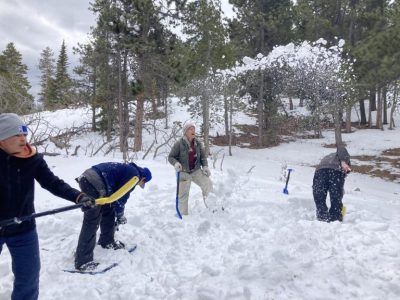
[257,69,264,147]
[117,48,125,155]
[376,86,383,130]
[201,36,212,156]
[122,51,130,159]
[202,91,210,156]
[228,95,233,156]
[224,92,229,136]
[163,83,169,129]
[106,96,113,142]
[359,99,367,125]
[370,88,376,111]
[91,71,97,132]
[345,104,352,133]
[151,79,157,115]
[334,107,343,147]
[133,52,146,152]
[289,97,293,110]
[134,90,145,152]
[383,86,388,125]
[257,20,265,147]
[368,97,373,128]
[389,81,398,129]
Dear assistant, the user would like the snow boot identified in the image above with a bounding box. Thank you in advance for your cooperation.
[101,240,125,250]
[77,261,100,271]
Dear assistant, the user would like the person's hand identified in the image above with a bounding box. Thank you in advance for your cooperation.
[202,166,211,177]
[174,162,182,172]
[341,161,351,173]
[116,214,127,225]
[77,194,96,208]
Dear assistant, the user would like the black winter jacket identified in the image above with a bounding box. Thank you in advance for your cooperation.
[315,147,351,172]
[0,148,81,237]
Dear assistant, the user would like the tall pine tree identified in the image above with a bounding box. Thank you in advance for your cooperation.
[38,46,55,109]
[0,42,33,113]
[52,40,73,109]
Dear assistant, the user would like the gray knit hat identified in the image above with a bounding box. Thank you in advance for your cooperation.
[0,113,28,141]
[182,122,195,136]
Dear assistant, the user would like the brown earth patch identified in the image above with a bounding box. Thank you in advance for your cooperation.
[210,120,399,182]
[351,148,400,182]
[211,124,280,148]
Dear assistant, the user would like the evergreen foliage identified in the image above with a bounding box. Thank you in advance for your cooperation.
[52,40,74,109]
[0,42,33,113]
[3,0,400,150]
[38,46,56,109]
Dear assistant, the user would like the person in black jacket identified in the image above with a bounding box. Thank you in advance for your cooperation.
[0,113,94,300]
[313,146,352,222]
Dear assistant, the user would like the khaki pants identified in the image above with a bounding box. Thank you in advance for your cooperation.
[178,169,213,215]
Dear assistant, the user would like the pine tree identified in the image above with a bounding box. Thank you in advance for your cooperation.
[228,0,293,147]
[52,40,73,109]
[0,42,33,113]
[89,0,187,156]
[180,0,235,154]
[351,0,396,128]
[38,46,55,108]
[229,0,294,57]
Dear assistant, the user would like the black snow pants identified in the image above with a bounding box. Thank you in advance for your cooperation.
[74,170,116,269]
[312,168,346,222]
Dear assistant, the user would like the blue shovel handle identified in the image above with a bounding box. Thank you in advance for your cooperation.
[176,172,182,219]
[283,168,293,195]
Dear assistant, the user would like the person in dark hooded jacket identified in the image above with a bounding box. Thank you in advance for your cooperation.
[313,146,351,222]
[0,113,94,300]
[74,162,152,271]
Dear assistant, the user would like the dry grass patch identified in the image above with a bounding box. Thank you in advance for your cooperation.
[351,148,400,183]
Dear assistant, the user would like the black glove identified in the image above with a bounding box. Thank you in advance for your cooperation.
[77,194,96,208]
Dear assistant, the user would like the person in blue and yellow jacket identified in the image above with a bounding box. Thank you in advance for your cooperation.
[0,113,94,300]
[74,162,152,271]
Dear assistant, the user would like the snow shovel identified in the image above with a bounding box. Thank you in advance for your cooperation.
[283,168,293,195]
[0,203,84,229]
[176,171,183,219]
[0,176,140,229]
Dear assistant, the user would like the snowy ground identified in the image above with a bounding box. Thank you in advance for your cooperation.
[1,103,400,300]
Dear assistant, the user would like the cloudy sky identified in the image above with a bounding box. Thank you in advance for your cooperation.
[0,0,234,99]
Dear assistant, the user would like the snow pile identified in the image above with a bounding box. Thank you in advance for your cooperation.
[1,105,399,299]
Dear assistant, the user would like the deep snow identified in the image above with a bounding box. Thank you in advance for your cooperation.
[1,102,399,300]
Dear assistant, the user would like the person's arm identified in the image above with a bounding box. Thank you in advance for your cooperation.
[337,147,351,165]
[198,141,211,176]
[337,147,351,173]
[168,140,183,172]
[199,141,208,167]
[168,140,180,166]
[113,193,131,225]
[113,194,129,216]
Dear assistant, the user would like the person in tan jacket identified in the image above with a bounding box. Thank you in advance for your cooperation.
[168,122,212,215]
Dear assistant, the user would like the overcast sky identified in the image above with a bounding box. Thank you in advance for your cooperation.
[0,0,234,99]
